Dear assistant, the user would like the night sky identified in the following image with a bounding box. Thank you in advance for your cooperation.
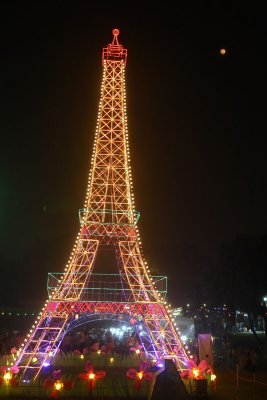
[1,2,267,310]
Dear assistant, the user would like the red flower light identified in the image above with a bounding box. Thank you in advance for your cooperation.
[180,359,214,380]
[126,361,154,390]
[79,361,106,391]
[43,370,74,397]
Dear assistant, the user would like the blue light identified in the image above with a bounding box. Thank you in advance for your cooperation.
[43,362,50,367]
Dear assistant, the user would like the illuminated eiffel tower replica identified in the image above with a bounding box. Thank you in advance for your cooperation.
[14,29,191,381]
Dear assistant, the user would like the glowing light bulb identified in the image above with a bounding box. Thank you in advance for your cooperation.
[54,380,63,391]
[192,368,200,378]
[4,372,12,382]
[88,373,95,380]
[137,372,143,380]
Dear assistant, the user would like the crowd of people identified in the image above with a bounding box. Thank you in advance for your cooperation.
[59,326,141,357]
[0,325,142,359]
[0,323,262,373]
[0,329,23,356]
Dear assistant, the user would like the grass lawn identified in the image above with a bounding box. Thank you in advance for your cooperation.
[0,352,150,398]
[1,333,267,398]
[208,369,267,400]
[228,332,267,350]
[209,332,267,400]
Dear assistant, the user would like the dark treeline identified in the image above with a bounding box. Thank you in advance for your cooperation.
[167,233,267,334]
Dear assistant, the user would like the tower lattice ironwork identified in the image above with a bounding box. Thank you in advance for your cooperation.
[14,29,191,381]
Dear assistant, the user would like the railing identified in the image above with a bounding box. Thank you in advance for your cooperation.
[47,273,167,302]
[79,208,140,226]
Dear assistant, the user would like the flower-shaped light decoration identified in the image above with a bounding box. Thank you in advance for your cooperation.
[10,366,19,374]
[79,361,106,392]
[0,366,19,387]
[43,369,74,398]
[0,366,7,375]
[1,369,11,387]
[129,344,144,356]
[180,359,214,381]
[126,361,154,390]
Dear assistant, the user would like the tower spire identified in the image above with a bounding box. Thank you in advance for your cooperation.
[111,28,120,45]
[102,28,127,65]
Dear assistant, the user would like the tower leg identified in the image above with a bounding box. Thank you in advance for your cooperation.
[16,239,99,380]
[118,240,189,370]
[54,239,99,300]
[15,307,70,381]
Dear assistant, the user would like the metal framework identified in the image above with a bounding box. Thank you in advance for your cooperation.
[14,29,191,381]
[47,272,168,302]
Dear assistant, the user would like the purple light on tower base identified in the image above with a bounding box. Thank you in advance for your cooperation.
[43,362,50,367]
